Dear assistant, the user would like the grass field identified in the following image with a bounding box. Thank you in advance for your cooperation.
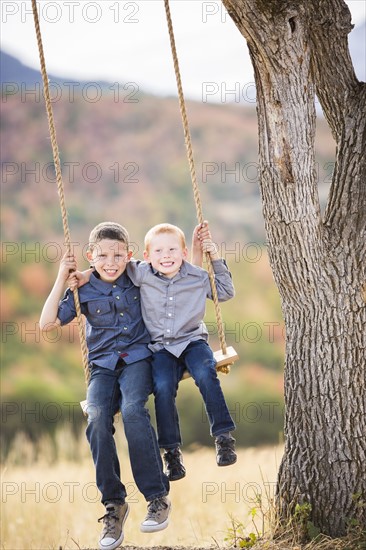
[1,437,283,550]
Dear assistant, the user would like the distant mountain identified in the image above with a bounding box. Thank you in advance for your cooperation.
[0,50,115,88]
[0,50,62,86]
[1,46,336,247]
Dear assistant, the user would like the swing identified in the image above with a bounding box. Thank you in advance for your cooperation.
[163,0,238,376]
[31,0,238,403]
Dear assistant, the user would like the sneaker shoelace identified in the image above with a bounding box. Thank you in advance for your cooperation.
[147,498,167,518]
[217,437,235,453]
[98,509,119,532]
[166,449,182,468]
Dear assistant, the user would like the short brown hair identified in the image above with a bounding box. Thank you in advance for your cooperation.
[144,223,186,251]
[88,222,129,251]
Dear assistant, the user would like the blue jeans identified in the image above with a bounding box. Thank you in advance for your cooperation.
[151,340,236,449]
[85,359,169,504]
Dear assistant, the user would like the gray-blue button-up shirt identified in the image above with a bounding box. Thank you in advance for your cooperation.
[57,271,151,370]
[127,259,234,357]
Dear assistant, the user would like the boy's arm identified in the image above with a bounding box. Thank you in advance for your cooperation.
[191,221,234,301]
[211,259,235,302]
[199,223,234,302]
[68,262,144,290]
[68,268,94,290]
[40,252,76,331]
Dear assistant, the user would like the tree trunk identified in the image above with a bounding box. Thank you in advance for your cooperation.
[222,0,366,538]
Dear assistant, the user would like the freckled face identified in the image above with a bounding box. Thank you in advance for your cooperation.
[144,233,188,279]
[88,239,131,283]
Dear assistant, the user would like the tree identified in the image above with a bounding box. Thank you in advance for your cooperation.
[222,0,366,538]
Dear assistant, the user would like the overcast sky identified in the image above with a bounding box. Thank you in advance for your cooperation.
[1,1,365,101]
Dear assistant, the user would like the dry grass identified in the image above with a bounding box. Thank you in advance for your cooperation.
[227,525,365,550]
[1,438,282,550]
[1,438,364,550]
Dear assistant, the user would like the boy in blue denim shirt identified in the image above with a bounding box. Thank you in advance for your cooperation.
[40,222,170,550]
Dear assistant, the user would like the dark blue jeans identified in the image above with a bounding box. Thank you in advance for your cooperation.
[151,340,236,449]
[85,360,169,504]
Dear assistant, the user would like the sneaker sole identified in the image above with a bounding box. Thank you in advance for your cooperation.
[99,504,129,550]
[168,471,186,481]
[140,516,170,533]
[217,455,237,467]
[140,503,171,533]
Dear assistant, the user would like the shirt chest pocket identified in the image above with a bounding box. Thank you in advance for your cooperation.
[87,300,114,327]
[124,289,141,309]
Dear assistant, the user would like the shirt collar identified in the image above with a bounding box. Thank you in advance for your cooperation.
[89,271,131,295]
[151,260,201,280]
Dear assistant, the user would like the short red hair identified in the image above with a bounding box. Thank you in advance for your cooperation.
[144,223,186,251]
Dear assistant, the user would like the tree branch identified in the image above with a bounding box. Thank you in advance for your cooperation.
[222,0,366,243]
[222,0,323,265]
[307,0,363,140]
[306,0,366,237]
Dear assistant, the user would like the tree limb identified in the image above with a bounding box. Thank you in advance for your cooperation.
[307,0,363,140]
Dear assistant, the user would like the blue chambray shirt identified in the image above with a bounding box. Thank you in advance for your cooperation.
[57,271,151,370]
[126,259,234,358]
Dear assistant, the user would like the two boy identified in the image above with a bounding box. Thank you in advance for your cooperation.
[40,220,236,550]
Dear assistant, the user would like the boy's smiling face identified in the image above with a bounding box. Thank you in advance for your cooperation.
[88,239,131,283]
[144,232,188,279]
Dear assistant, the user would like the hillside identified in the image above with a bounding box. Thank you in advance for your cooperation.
[1,73,335,245]
[1,89,263,243]
[1,50,72,86]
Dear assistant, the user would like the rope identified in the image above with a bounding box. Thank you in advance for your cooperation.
[31,0,89,385]
[164,0,230,373]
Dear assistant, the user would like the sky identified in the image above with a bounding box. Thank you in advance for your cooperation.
[1,0,365,102]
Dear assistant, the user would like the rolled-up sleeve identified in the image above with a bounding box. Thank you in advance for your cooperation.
[210,259,235,302]
[57,289,77,326]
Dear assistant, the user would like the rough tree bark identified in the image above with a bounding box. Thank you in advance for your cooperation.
[222,0,366,538]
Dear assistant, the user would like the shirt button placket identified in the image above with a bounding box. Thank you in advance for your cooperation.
[114,291,124,324]
[165,290,174,344]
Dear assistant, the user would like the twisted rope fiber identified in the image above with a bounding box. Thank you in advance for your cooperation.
[164,0,230,372]
[31,0,89,384]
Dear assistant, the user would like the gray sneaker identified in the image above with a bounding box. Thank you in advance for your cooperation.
[140,496,171,533]
[98,501,129,550]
